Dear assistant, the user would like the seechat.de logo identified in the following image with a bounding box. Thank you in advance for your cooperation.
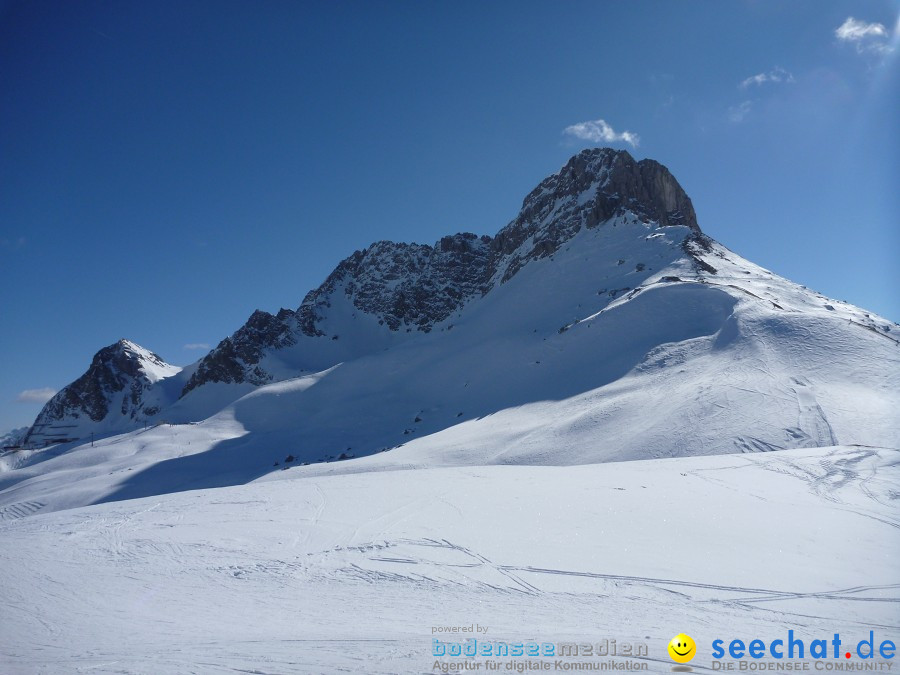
[711,631,896,661]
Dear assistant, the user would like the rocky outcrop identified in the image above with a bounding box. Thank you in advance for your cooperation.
[297,233,494,334]
[182,309,297,395]
[491,148,698,282]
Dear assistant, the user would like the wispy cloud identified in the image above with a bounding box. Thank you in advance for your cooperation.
[183,343,211,351]
[563,119,640,148]
[728,101,752,123]
[835,17,894,54]
[836,17,888,41]
[740,66,794,89]
[17,388,56,403]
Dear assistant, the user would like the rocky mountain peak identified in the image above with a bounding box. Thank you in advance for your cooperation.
[518,148,697,231]
[24,340,180,446]
[81,339,170,382]
[159,150,707,397]
[488,148,699,283]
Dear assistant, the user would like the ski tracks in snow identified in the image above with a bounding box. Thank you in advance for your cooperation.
[789,376,837,447]
[0,499,44,520]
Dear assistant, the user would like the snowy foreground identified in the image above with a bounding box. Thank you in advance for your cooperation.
[1,445,897,674]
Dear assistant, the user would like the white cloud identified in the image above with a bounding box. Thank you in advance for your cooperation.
[740,66,794,89]
[728,100,752,123]
[17,388,57,403]
[563,119,640,148]
[835,17,893,54]
[183,343,211,351]
[836,17,888,41]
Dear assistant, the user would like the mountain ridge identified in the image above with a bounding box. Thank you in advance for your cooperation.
[18,148,899,463]
[183,147,708,395]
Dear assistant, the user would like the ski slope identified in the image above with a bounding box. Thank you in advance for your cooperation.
[0,445,897,673]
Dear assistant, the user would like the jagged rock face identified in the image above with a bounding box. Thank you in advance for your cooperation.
[182,309,298,395]
[182,147,702,393]
[298,234,494,334]
[24,340,178,445]
[492,148,698,282]
[184,234,495,395]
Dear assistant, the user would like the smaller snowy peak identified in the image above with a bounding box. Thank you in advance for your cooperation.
[79,338,179,386]
[112,339,180,383]
[23,340,181,447]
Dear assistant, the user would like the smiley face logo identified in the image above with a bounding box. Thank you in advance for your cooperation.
[668,634,696,663]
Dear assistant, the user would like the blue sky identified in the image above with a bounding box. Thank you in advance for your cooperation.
[1,0,898,432]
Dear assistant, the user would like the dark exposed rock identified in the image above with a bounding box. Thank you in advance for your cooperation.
[682,231,718,275]
[182,309,297,395]
[298,234,493,333]
[492,148,698,282]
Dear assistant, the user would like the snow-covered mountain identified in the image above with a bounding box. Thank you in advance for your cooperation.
[3,149,898,673]
[23,339,183,447]
[182,147,707,394]
[12,148,899,510]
